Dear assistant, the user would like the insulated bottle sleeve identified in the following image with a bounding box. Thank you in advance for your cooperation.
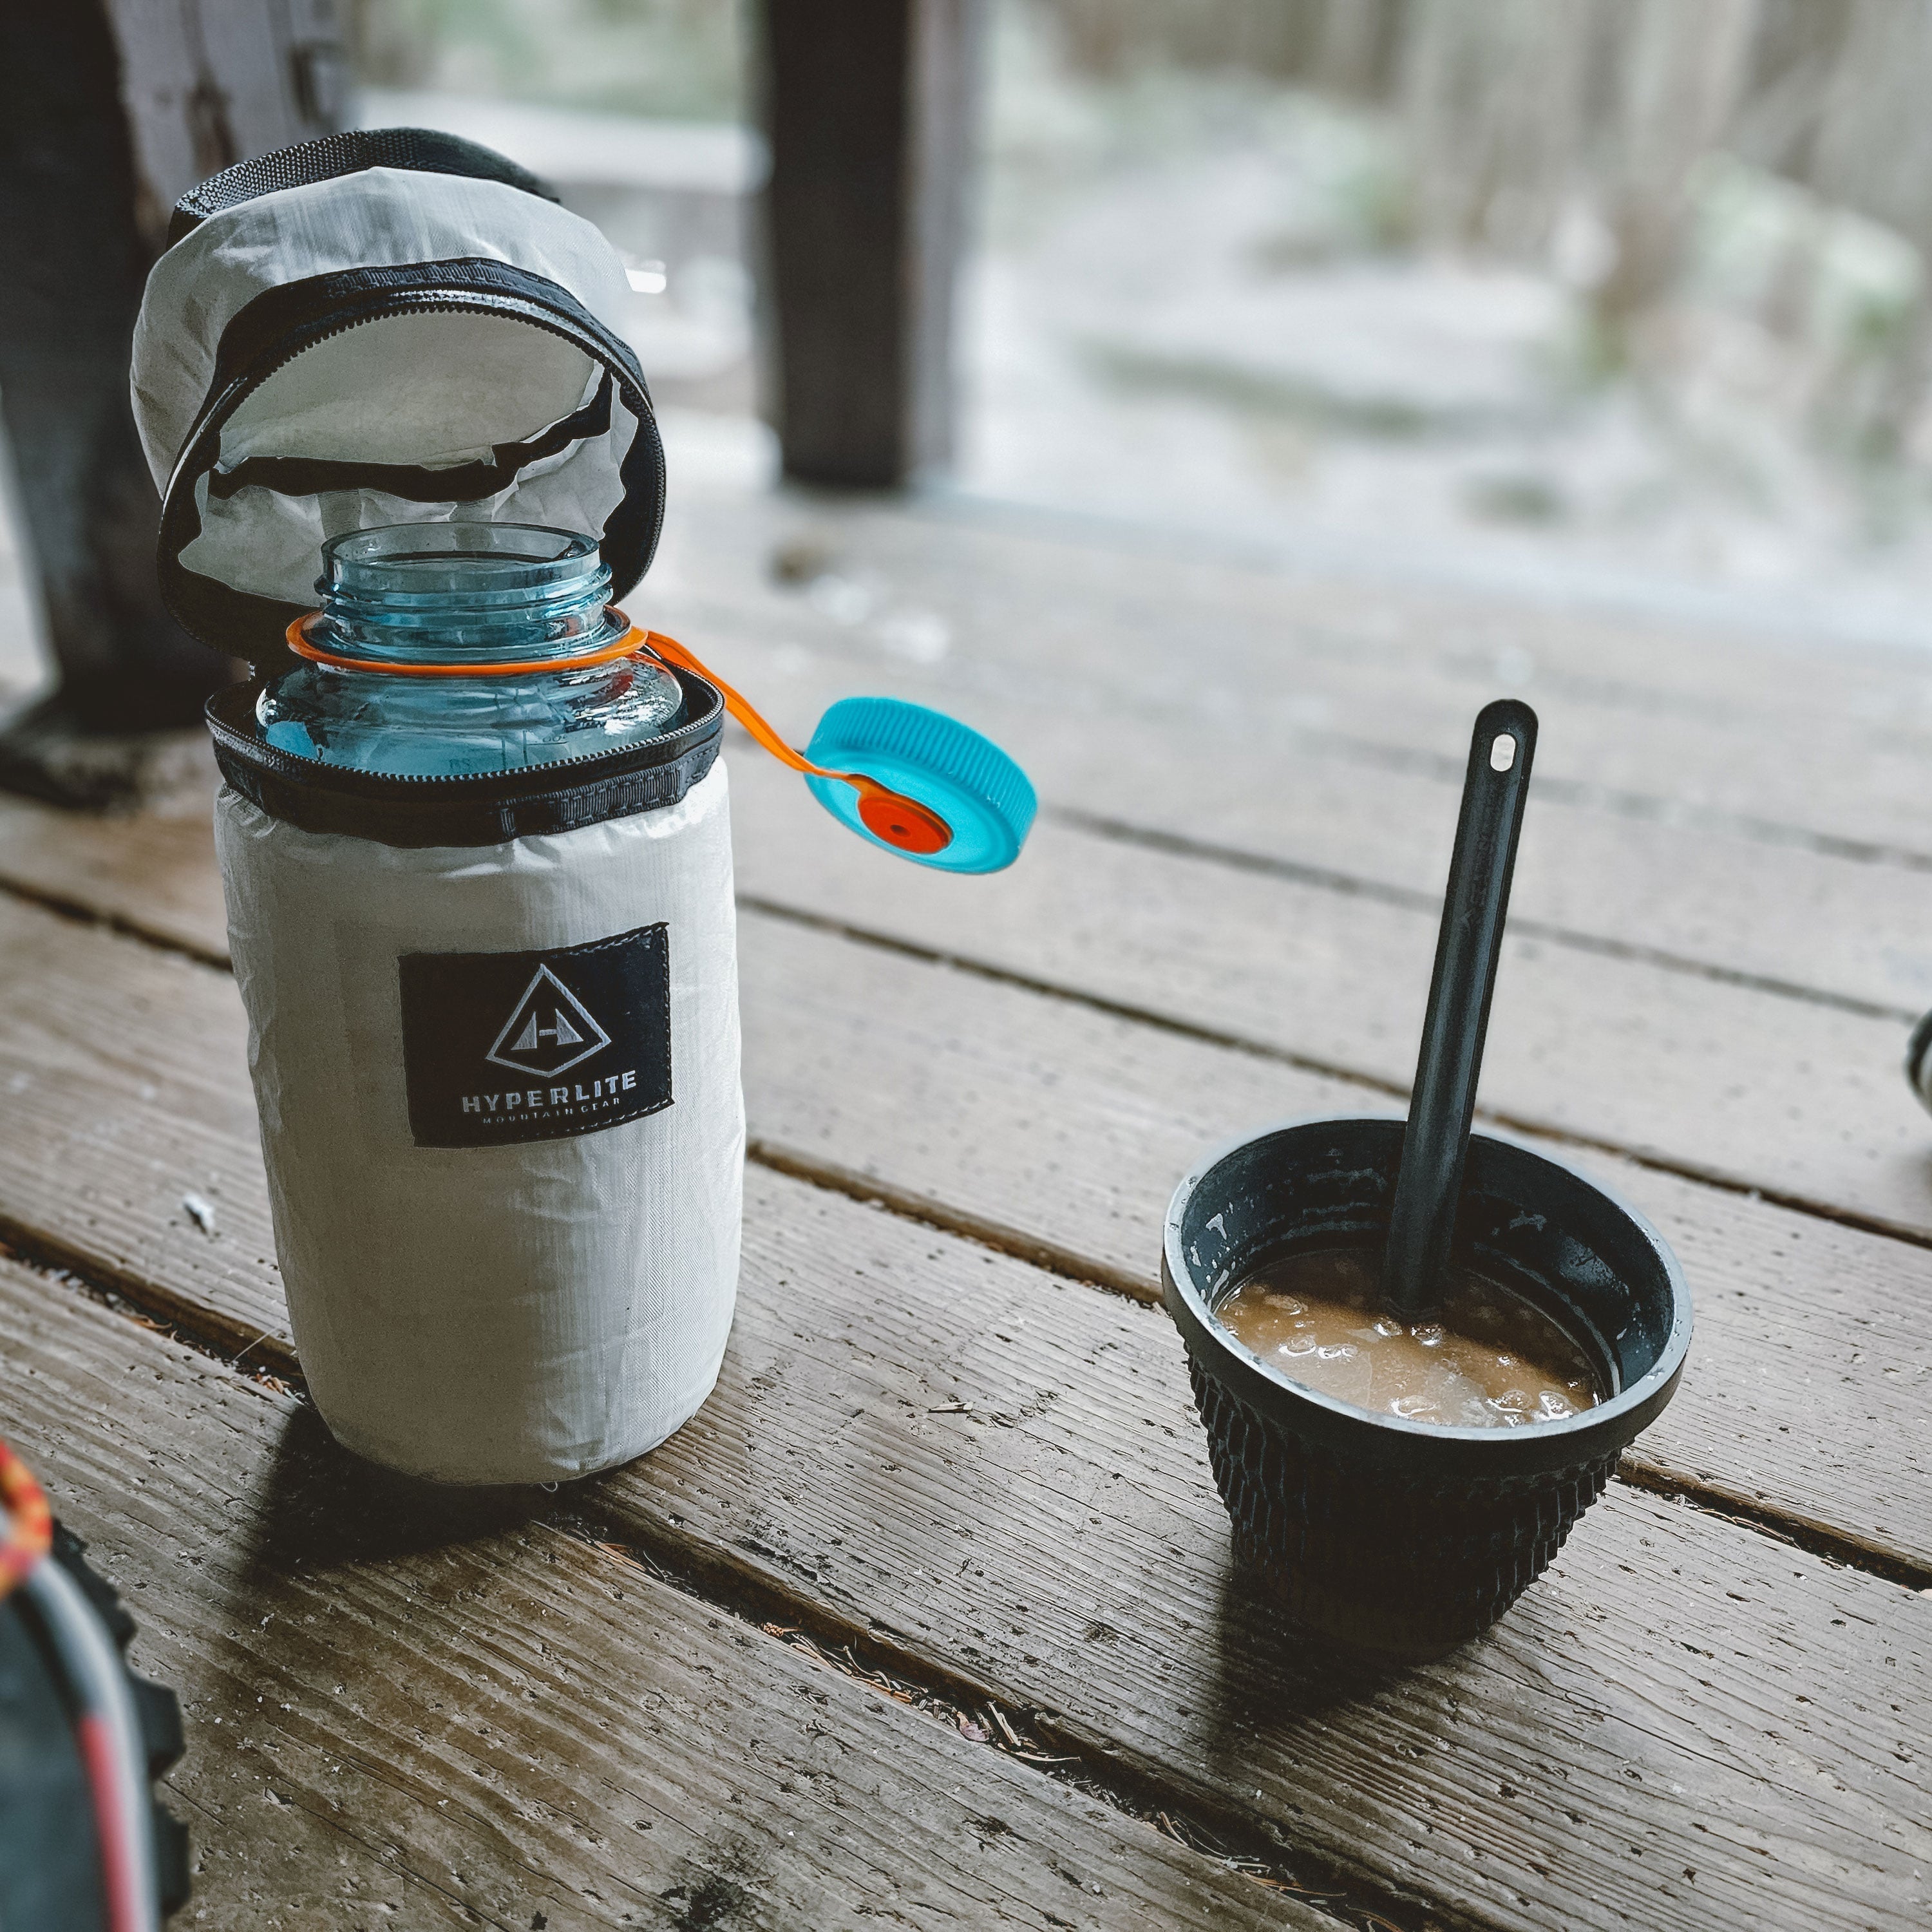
[217,761,744,1484]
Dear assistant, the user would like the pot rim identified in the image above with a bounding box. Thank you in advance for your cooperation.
[1162,1112,1693,1470]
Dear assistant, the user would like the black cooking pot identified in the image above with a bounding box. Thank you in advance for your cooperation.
[1163,1115,1692,1661]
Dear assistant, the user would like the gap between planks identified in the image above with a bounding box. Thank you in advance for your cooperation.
[1044,804,1922,1025]
[16,1242,1363,1916]
[0,840,1922,1260]
[15,1098,1925,1608]
[719,757,1932,1253]
[674,482,1932,873]
[5,727,1931,1245]
[0,863,1926,1592]
[737,891,1932,1260]
[0,1249,1370,1932]
[1,877,1926,1927]
[8,1160,1928,1932]
[652,493,1932,1043]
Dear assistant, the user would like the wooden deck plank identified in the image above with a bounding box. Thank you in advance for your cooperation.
[665,487,1932,850]
[629,1168,1932,1932]
[0,904,1927,1931]
[0,1254,1325,1932]
[0,891,287,1350]
[4,747,1924,1250]
[1,879,1926,1578]
[10,1157,1931,1932]
[6,561,1932,1029]
[3,710,1926,1036]
[733,911,1932,1578]
[723,752,1932,1240]
[672,484,1932,752]
[683,620,1932,1018]
[0,791,225,963]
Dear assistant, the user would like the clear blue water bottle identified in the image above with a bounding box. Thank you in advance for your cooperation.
[258,522,685,775]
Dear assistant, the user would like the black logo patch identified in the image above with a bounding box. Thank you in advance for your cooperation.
[398,924,671,1148]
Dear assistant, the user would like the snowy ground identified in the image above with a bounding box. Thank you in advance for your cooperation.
[956,62,1932,654]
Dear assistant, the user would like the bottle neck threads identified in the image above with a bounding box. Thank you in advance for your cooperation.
[310,522,625,667]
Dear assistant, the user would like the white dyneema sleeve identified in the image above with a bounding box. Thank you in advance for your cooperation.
[216,761,743,1484]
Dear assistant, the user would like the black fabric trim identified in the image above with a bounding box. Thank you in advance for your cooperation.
[169,129,560,246]
[204,667,723,849]
[158,260,665,663]
[207,373,614,506]
[1909,1005,1932,1101]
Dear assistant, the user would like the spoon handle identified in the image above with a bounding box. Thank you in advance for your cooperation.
[1382,698,1539,1318]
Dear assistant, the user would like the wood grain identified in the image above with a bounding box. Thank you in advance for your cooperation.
[1,879,1926,1578]
[0,1255,1331,1932]
[663,484,1932,851]
[732,909,1932,1577]
[17,1157,1929,1932]
[0,790,226,963]
[597,1163,1932,1932]
[670,607,1932,1018]
[8,502,1932,1025]
[6,750,1924,1253]
[723,750,1932,1241]
[0,890,285,1353]
[643,486,1932,1025]
[0,899,1927,1929]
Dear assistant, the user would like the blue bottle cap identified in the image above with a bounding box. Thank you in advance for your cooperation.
[802,697,1036,874]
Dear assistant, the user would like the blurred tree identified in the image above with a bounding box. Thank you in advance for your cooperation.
[347,0,746,120]
[1042,0,1408,94]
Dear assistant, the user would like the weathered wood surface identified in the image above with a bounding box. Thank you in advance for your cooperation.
[720,620,1932,1019]
[0,1255,1318,1932]
[724,751,1932,1242]
[106,0,348,251]
[663,487,1932,854]
[0,782,225,962]
[0,890,1929,1930]
[1,482,1929,1927]
[5,723,1927,1255]
[611,1170,1932,1932]
[656,491,1932,1014]
[20,479,1927,1018]
[5,1126,1930,1932]
[734,912,1932,1578]
[0,522,1924,1252]
[0,891,285,1350]
[1,833,1927,1580]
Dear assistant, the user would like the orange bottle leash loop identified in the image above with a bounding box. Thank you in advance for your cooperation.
[285,613,649,678]
[0,1440,52,1604]
[636,630,951,855]
[277,612,952,855]
[634,629,829,775]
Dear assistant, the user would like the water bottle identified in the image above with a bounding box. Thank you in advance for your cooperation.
[131,128,1032,1489]
[257,522,685,774]
[211,521,742,1486]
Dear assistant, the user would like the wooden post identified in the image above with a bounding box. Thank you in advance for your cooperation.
[758,0,985,489]
[0,1,346,806]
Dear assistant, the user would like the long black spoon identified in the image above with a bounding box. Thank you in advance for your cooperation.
[1381,697,1539,1320]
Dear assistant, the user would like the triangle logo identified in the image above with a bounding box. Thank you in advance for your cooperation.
[485,963,613,1077]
